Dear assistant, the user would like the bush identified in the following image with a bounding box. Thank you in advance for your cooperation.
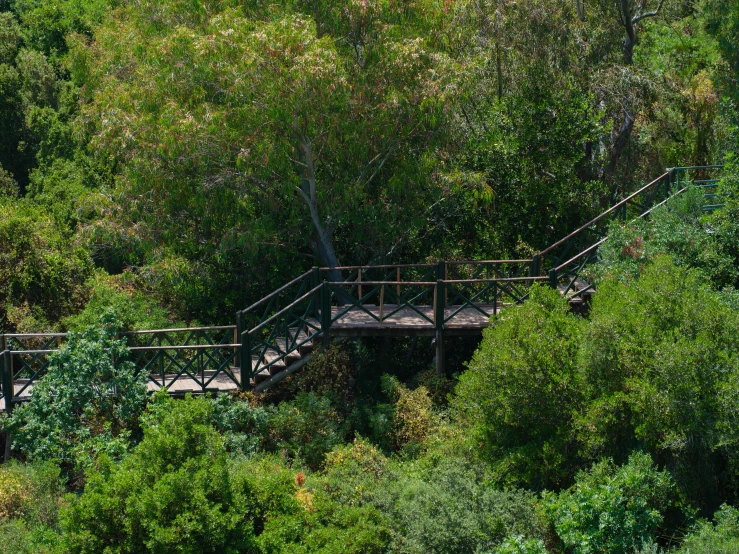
[493,535,548,554]
[678,504,739,553]
[292,344,355,404]
[382,375,435,451]
[592,186,736,288]
[375,458,545,554]
[208,393,271,456]
[0,461,66,554]
[267,392,348,470]
[545,452,676,554]
[63,272,173,332]
[6,311,148,471]
[0,199,93,331]
[577,257,739,509]
[61,394,256,554]
[453,284,585,489]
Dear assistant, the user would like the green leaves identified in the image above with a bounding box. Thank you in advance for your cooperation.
[6,311,147,470]
[545,452,675,554]
[454,284,586,489]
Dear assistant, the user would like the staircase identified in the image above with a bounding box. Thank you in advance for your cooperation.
[0,165,724,410]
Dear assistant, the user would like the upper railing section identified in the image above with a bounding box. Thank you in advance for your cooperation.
[537,165,724,299]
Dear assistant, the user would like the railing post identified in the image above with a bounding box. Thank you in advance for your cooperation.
[530,255,540,278]
[548,269,558,290]
[235,311,242,368]
[311,266,320,317]
[240,330,251,392]
[435,280,445,375]
[2,350,13,461]
[321,280,331,347]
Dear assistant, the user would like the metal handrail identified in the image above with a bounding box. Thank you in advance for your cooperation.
[538,172,669,258]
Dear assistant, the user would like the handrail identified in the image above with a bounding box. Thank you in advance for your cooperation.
[121,325,236,335]
[129,344,239,351]
[443,277,548,284]
[246,284,322,336]
[554,239,607,272]
[445,259,532,265]
[238,269,312,315]
[669,165,723,170]
[3,333,68,338]
[538,172,669,257]
[321,263,435,270]
[327,281,436,286]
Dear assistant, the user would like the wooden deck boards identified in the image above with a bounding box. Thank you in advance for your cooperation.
[1,303,505,410]
[327,303,505,336]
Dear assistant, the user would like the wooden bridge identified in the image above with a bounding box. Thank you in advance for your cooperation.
[0,166,723,411]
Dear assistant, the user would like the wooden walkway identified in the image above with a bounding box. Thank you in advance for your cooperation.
[326,303,507,336]
[2,165,721,410]
[0,302,512,409]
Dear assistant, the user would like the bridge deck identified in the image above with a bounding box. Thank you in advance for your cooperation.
[0,303,507,410]
[327,303,506,336]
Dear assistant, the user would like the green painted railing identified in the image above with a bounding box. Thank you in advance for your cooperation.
[540,165,724,300]
[0,164,725,408]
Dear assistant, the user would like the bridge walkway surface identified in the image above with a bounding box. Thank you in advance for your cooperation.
[0,165,723,411]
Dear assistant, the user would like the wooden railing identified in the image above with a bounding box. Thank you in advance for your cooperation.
[0,165,724,407]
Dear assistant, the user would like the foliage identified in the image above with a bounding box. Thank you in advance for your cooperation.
[0,463,30,518]
[208,393,271,456]
[6,312,147,470]
[678,504,739,554]
[493,535,548,554]
[267,392,348,470]
[374,457,545,554]
[0,461,66,554]
[0,199,93,332]
[62,272,174,332]
[454,283,585,489]
[61,394,255,554]
[591,186,737,288]
[545,452,675,554]
[578,256,739,509]
[381,374,435,451]
[291,344,355,404]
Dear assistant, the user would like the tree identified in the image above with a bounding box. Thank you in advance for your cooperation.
[73,0,457,320]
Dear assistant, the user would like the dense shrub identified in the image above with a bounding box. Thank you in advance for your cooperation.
[381,374,435,451]
[593,186,737,288]
[292,344,355,404]
[453,284,585,489]
[577,257,739,509]
[678,504,739,553]
[375,457,545,554]
[0,461,66,554]
[0,200,93,332]
[546,452,676,554]
[61,395,256,554]
[63,273,173,332]
[209,393,271,456]
[6,312,148,471]
[267,392,348,470]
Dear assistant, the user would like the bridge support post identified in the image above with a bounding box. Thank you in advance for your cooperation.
[530,255,540,278]
[2,350,13,461]
[321,281,331,347]
[435,280,446,375]
[548,269,558,290]
[311,267,320,317]
[239,329,251,392]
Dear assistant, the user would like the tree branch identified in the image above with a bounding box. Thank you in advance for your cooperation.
[632,0,665,24]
